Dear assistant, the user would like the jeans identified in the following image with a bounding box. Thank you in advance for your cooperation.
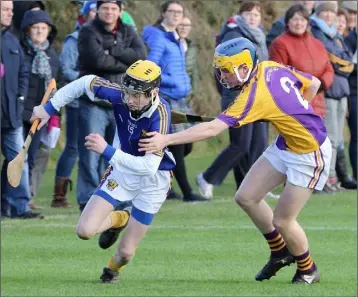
[1,127,30,216]
[324,98,347,177]
[23,122,43,193]
[55,106,79,178]
[204,121,268,188]
[347,95,357,179]
[77,100,116,206]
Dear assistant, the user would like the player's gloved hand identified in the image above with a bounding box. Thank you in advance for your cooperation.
[85,133,108,154]
[30,105,51,130]
[138,131,167,154]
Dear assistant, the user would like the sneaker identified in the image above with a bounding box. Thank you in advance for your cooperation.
[291,266,320,284]
[167,189,182,200]
[340,178,357,190]
[98,206,131,250]
[12,211,44,219]
[196,173,213,199]
[265,192,280,199]
[100,267,119,284]
[322,182,337,194]
[183,191,210,203]
[255,252,295,281]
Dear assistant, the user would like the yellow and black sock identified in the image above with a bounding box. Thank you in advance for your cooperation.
[294,250,316,274]
[263,229,288,257]
[107,255,129,272]
[109,210,129,229]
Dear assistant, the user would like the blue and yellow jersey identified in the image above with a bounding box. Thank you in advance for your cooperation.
[90,77,176,171]
[217,61,327,154]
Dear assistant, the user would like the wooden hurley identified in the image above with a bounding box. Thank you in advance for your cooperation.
[7,79,57,188]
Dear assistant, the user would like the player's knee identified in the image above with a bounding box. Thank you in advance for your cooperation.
[272,216,289,231]
[76,225,94,240]
[235,191,253,208]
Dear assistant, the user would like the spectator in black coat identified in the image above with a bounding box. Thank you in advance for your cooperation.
[20,10,60,206]
[76,0,147,211]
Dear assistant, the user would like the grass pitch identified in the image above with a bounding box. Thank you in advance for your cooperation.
[1,154,357,296]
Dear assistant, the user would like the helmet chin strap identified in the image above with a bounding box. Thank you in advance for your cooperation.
[233,65,252,84]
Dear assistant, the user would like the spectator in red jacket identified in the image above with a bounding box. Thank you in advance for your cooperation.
[269,4,334,117]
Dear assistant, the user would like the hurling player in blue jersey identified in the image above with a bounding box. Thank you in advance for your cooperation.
[30,60,176,284]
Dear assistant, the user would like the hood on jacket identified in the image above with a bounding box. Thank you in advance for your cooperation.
[20,10,57,45]
[12,1,45,32]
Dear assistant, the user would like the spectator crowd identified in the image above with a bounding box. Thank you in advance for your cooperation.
[1,0,357,219]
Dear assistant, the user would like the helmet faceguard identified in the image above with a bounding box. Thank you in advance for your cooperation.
[213,38,258,89]
[121,60,161,119]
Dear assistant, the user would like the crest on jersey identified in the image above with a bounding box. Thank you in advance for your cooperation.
[141,130,148,137]
[106,179,118,191]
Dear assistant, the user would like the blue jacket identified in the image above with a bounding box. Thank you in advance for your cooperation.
[142,25,190,100]
[60,31,80,83]
[1,27,29,128]
[310,17,353,99]
[345,29,357,96]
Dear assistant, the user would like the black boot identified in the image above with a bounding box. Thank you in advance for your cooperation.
[336,150,357,190]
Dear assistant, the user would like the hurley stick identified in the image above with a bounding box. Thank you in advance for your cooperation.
[171,110,215,124]
[7,78,57,187]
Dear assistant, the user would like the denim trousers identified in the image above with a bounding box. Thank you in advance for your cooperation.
[55,106,79,178]
[1,127,30,216]
[77,99,116,206]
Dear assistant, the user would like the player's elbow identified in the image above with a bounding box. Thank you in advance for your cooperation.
[206,119,227,138]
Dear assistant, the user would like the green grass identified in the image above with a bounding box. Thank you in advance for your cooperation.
[1,154,357,296]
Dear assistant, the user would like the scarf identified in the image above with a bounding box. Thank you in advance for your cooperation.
[310,14,337,39]
[26,36,52,88]
[225,15,268,61]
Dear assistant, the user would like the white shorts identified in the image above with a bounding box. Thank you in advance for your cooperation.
[94,166,171,214]
[263,137,332,191]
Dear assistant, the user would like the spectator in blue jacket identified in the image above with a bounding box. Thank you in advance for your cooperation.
[266,0,315,48]
[1,0,42,219]
[310,1,354,192]
[142,0,206,202]
[52,1,97,209]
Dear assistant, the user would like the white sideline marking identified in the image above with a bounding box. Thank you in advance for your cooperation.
[1,221,356,232]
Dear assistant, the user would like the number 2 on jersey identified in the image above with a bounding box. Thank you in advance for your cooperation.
[280,77,309,110]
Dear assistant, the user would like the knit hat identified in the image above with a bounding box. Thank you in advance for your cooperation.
[96,0,122,10]
[81,1,97,15]
[342,1,357,12]
[315,1,338,15]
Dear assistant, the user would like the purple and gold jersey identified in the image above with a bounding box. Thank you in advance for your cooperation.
[217,61,327,154]
[90,77,176,171]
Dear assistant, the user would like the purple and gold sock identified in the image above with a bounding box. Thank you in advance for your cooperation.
[263,229,288,257]
[294,250,316,274]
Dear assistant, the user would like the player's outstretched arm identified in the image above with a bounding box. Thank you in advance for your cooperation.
[30,75,97,129]
[303,76,321,102]
[138,118,229,154]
